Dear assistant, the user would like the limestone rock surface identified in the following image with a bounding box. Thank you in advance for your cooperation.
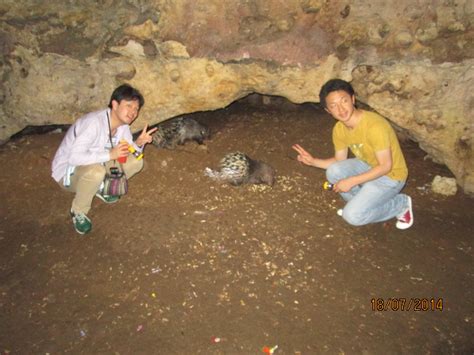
[431,175,458,196]
[0,0,473,192]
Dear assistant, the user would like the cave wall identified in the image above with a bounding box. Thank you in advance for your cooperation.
[0,0,472,193]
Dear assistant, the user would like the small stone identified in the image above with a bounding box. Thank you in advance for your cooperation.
[431,175,457,196]
[395,31,413,47]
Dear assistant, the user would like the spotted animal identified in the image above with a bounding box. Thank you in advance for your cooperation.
[204,152,275,186]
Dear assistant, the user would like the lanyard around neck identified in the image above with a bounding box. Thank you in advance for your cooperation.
[107,111,114,148]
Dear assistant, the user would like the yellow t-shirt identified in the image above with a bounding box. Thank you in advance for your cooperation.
[332,110,408,181]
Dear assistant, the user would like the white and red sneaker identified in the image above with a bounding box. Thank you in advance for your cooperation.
[396,196,414,230]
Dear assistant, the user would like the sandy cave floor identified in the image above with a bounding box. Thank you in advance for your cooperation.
[0,101,473,354]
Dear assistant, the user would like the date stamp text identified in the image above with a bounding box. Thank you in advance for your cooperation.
[371,298,444,312]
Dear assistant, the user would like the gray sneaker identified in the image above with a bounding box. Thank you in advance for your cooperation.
[70,210,92,234]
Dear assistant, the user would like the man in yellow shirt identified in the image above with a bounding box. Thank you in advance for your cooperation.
[293,79,413,229]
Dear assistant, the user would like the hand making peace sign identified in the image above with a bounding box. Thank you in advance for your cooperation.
[135,124,158,147]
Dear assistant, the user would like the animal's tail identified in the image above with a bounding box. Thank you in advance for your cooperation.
[204,167,225,181]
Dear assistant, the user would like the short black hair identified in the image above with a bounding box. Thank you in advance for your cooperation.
[319,79,355,109]
[108,84,144,109]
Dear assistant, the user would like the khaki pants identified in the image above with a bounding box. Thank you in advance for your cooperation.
[60,157,144,215]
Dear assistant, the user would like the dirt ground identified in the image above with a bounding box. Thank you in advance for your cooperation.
[0,99,473,354]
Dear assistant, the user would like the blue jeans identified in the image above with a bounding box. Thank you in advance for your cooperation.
[326,159,408,226]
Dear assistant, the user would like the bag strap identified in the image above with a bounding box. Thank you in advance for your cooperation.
[106,111,125,172]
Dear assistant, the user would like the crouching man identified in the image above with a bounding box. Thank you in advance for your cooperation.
[293,79,413,229]
[51,84,157,234]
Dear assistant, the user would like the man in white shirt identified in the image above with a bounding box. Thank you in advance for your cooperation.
[51,84,157,235]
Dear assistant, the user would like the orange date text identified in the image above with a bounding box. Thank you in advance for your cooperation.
[370,298,443,312]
